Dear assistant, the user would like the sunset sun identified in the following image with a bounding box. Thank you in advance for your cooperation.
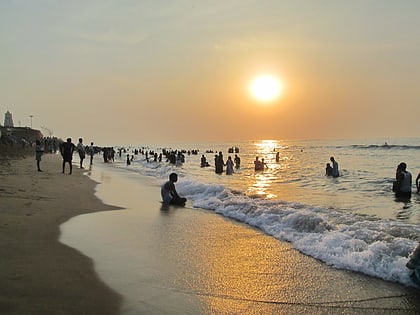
[249,74,283,103]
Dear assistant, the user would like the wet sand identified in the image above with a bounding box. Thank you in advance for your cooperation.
[0,152,122,314]
[61,163,420,314]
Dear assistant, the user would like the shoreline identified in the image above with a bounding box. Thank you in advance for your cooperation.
[0,153,122,314]
[62,161,420,314]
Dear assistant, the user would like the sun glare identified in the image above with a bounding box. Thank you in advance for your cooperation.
[249,74,283,103]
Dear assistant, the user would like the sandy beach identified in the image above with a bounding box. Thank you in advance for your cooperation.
[0,151,122,314]
[1,148,420,314]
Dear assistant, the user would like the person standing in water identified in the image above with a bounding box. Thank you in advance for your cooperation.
[234,154,241,169]
[393,162,412,198]
[254,156,262,171]
[161,173,187,206]
[215,152,224,174]
[226,156,234,175]
[330,156,339,177]
[325,163,333,176]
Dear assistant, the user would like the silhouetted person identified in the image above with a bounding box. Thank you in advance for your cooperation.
[254,157,268,171]
[161,173,187,206]
[234,154,241,168]
[215,152,224,174]
[77,138,86,169]
[393,162,412,198]
[60,138,76,174]
[326,163,333,176]
[330,156,339,177]
[89,142,95,165]
[35,139,43,172]
[201,154,208,167]
[226,156,234,175]
[254,156,262,171]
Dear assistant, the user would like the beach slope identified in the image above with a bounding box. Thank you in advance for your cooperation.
[0,153,122,314]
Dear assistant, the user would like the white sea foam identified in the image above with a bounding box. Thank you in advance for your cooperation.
[177,178,419,286]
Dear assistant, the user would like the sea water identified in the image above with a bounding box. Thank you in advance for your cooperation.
[106,137,420,287]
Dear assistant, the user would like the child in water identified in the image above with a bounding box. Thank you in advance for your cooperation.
[325,163,333,176]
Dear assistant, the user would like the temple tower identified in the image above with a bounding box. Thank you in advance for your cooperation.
[4,111,14,127]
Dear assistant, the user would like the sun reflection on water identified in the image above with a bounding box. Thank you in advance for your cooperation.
[246,140,290,199]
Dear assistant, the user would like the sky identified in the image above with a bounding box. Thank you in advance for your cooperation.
[1,0,420,145]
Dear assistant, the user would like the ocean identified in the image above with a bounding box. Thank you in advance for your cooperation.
[104,138,420,285]
[62,137,420,295]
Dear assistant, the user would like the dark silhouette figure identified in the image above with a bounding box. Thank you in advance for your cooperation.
[215,152,224,174]
[77,138,86,169]
[60,138,76,174]
[161,173,187,206]
[393,162,412,198]
[234,154,241,168]
[35,139,43,172]
[326,163,333,176]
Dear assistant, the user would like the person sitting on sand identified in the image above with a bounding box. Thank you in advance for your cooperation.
[161,173,187,206]
[406,242,420,286]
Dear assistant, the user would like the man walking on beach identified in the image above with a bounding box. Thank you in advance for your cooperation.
[89,142,95,165]
[161,173,187,206]
[77,138,86,169]
[35,139,43,172]
[60,138,76,174]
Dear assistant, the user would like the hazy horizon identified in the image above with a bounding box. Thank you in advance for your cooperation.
[1,1,420,145]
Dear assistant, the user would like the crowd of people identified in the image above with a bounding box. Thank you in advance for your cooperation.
[34,137,97,174]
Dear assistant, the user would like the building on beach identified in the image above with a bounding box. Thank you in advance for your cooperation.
[1,111,43,146]
[4,110,14,127]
